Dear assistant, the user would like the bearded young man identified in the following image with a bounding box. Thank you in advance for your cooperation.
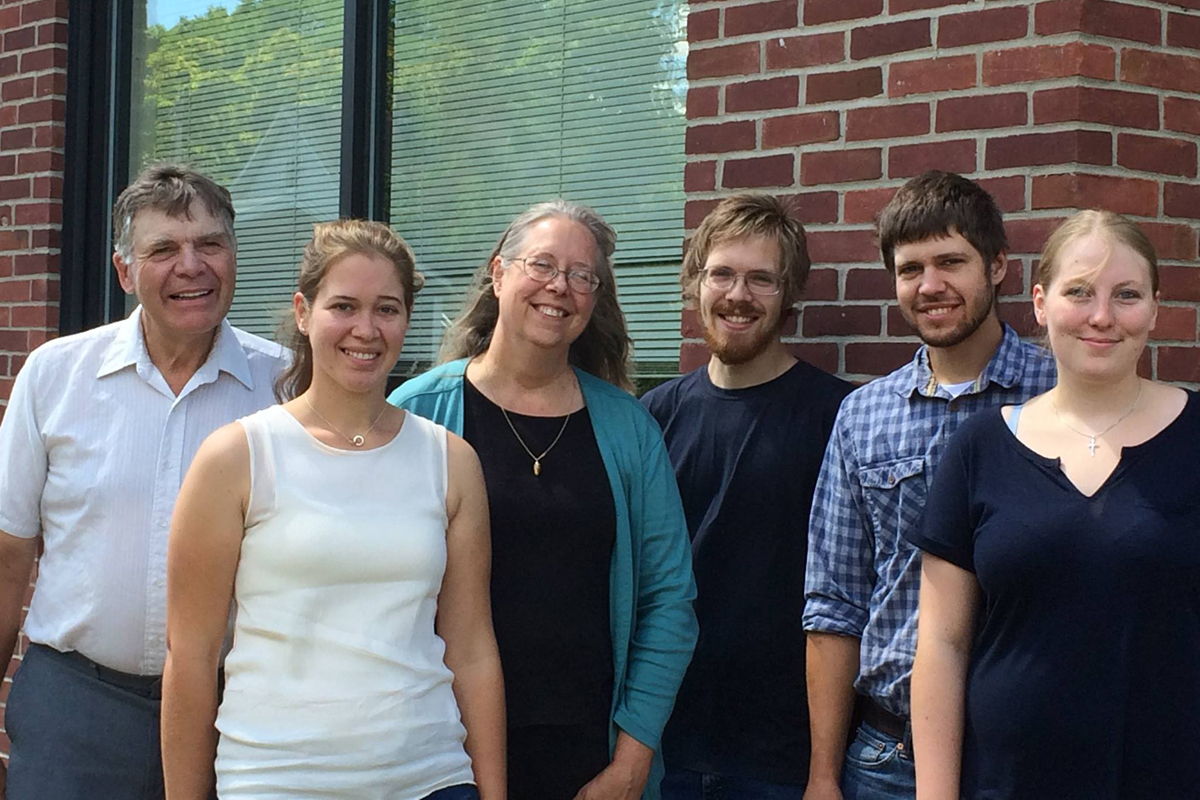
[801,172,1056,800]
[642,194,852,798]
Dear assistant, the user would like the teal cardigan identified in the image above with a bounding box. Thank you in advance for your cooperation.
[389,359,698,799]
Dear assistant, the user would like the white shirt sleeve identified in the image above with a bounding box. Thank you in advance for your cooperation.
[0,352,48,538]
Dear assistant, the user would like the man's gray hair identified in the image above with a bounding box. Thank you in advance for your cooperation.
[112,163,237,264]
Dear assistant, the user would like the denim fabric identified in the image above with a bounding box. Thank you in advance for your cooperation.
[840,723,915,800]
[660,766,805,799]
[422,785,480,800]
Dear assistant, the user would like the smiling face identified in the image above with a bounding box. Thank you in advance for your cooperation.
[1034,232,1158,382]
[894,229,1005,349]
[296,252,409,395]
[698,234,786,366]
[113,200,236,347]
[491,216,600,353]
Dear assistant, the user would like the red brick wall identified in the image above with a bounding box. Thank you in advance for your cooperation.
[683,0,1200,385]
[0,0,66,761]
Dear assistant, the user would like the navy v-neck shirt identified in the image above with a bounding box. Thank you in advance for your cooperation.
[909,391,1200,799]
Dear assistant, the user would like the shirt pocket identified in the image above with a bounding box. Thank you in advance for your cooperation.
[857,457,927,553]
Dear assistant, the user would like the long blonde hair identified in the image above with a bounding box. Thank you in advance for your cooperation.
[1036,210,1159,292]
[439,200,633,391]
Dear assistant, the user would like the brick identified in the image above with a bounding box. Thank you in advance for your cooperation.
[1141,222,1199,260]
[892,0,969,9]
[0,330,28,351]
[1,76,33,102]
[984,42,1115,86]
[846,103,929,142]
[0,155,13,177]
[1164,0,1200,9]
[800,148,882,185]
[689,43,760,80]
[21,0,68,25]
[936,93,1027,132]
[1165,96,1200,136]
[802,268,840,300]
[688,8,718,42]
[766,33,844,70]
[1118,134,1198,177]
[0,178,29,201]
[846,342,919,376]
[723,154,795,188]
[850,19,931,60]
[0,255,12,278]
[1158,347,1200,382]
[1121,50,1200,95]
[804,0,883,25]
[763,111,839,148]
[1149,306,1197,342]
[938,7,1028,47]
[13,253,57,275]
[0,55,16,80]
[0,6,17,29]
[686,121,756,155]
[0,105,14,129]
[16,98,63,125]
[13,203,60,225]
[999,259,1027,296]
[1033,86,1159,130]
[3,26,35,52]
[679,342,711,373]
[11,304,57,329]
[986,130,1112,169]
[1161,266,1200,301]
[887,305,917,336]
[684,161,716,192]
[726,76,800,113]
[784,342,839,374]
[1006,217,1068,255]
[845,187,898,224]
[975,176,1027,214]
[19,46,66,73]
[0,281,30,303]
[0,229,27,250]
[889,55,976,98]
[32,124,64,149]
[36,21,67,46]
[726,0,798,36]
[687,87,719,120]
[998,302,1040,337]
[30,228,59,249]
[803,305,881,336]
[31,277,59,302]
[779,191,841,225]
[1164,183,1200,220]
[0,127,32,150]
[1035,0,1161,45]
[807,67,882,104]
[846,268,895,299]
[808,229,880,263]
[888,139,977,179]
[681,308,701,338]
[685,199,720,229]
[1168,13,1200,51]
[16,151,61,173]
[1032,173,1160,217]
[34,71,65,98]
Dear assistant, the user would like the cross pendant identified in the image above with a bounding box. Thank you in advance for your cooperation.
[1087,436,1098,456]
[533,459,541,476]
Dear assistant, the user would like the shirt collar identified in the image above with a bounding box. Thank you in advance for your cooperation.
[96,306,255,391]
[898,323,1026,399]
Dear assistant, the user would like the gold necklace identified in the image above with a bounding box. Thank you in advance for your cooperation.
[302,395,389,447]
[500,407,571,476]
[1051,382,1143,457]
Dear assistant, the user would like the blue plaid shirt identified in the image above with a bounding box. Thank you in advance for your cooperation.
[803,325,1057,718]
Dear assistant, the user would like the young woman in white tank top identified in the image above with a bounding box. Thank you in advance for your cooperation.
[160,220,505,800]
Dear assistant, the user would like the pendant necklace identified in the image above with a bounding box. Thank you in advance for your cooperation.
[501,407,571,476]
[303,395,389,447]
[1051,382,1143,457]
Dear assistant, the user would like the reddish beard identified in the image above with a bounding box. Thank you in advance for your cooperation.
[702,301,786,366]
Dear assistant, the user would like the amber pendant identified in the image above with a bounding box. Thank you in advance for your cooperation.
[533,459,541,476]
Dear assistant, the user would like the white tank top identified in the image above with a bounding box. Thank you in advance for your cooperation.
[214,404,474,799]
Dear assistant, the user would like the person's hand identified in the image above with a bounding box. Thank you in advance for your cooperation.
[802,776,843,800]
[571,759,650,800]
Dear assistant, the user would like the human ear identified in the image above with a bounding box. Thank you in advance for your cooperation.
[293,292,310,335]
[490,256,505,298]
[989,252,1008,288]
[1032,283,1047,327]
[113,252,137,295]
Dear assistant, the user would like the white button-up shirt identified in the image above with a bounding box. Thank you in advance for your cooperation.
[0,308,285,675]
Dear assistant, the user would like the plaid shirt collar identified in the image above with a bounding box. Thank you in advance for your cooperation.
[898,324,1030,399]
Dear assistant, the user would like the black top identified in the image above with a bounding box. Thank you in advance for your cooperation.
[641,361,853,785]
[909,391,1200,800]
[462,378,616,730]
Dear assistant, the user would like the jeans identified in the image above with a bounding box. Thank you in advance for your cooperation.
[423,786,480,800]
[840,722,916,800]
[660,766,805,799]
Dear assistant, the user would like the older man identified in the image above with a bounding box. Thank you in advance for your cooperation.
[0,164,285,799]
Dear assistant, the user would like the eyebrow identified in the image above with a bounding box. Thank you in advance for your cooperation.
[328,294,406,303]
[528,252,595,270]
[140,231,229,249]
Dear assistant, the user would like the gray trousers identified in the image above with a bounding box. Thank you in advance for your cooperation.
[5,643,165,800]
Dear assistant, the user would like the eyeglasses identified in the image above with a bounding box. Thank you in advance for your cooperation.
[700,267,783,296]
[512,257,602,294]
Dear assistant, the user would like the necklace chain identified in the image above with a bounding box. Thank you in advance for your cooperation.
[1051,382,1143,457]
[303,395,389,448]
[500,407,571,476]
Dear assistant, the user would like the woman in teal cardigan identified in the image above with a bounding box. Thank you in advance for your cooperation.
[390,200,697,800]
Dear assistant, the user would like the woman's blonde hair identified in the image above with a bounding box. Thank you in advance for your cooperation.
[439,200,633,392]
[275,219,423,401]
[1036,210,1159,293]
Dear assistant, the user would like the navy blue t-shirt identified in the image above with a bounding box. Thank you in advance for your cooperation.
[909,391,1200,799]
[642,360,853,785]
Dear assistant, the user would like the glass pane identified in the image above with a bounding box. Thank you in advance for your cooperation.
[390,0,687,375]
[129,0,343,339]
